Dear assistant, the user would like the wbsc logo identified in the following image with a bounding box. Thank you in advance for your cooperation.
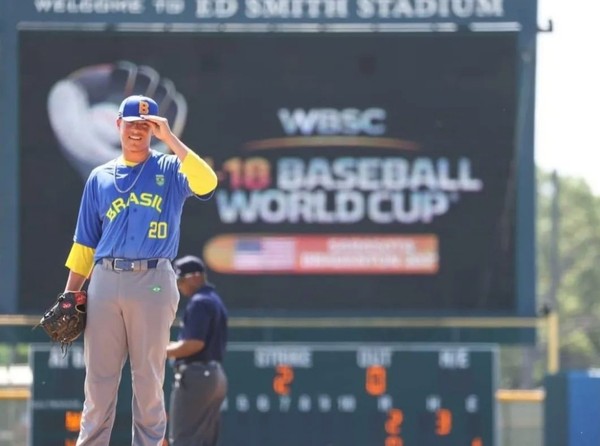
[277,107,387,136]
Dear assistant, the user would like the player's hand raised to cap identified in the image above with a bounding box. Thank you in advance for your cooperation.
[141,115,173,142]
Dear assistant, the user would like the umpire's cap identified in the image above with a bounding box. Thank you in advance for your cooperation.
[173,255,206,279]
[118,95,159,121]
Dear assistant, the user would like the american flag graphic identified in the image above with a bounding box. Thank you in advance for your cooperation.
[233,237,296,271]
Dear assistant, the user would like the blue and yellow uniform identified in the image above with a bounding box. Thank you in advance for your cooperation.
[66,150,215,277]
[66,95,217,446]
[68,150,212,270]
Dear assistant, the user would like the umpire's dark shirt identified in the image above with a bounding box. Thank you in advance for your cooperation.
[176,284,228,365]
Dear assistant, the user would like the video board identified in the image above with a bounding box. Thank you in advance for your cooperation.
[19,31,518,315]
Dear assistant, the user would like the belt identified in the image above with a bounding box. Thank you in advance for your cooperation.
[101,258,160,272]
[174,360,220,372]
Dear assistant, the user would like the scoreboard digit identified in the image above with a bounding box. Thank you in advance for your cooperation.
[29,343,498,446]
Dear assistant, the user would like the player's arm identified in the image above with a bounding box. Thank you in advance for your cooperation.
[179,151,218,196]
[64,243,95,291]
[64,271,88,293]
[64,174,101,291]
[141,115,218,195]
[166,339,205,359]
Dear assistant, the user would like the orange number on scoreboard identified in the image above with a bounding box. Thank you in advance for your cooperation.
[273,365,294,395]
[471,437,483,446]
[65,411,81,432]
[385,408,404,435]
[435,408,452,436]
[385,437,404,446]
[366,365,387,396]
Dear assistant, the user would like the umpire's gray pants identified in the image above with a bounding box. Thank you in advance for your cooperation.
[77,259,179,446]
[169,362,228,446]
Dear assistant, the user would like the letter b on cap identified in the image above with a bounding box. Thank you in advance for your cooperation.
[139,101,150,115]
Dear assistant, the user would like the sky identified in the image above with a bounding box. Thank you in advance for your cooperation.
[535,0,600,194]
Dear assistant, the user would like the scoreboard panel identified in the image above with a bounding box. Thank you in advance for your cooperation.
[29,342,498,446]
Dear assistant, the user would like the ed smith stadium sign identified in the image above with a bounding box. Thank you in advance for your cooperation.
[32,0,504,18]
[24,0,533,26]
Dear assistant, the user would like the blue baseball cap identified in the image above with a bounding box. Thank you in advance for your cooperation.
[118,95,159,121]
[173,255,206,279]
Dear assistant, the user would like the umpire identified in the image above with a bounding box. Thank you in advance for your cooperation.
[166,255,228,446]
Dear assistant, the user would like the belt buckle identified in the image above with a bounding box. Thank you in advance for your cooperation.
[113,259,135,271]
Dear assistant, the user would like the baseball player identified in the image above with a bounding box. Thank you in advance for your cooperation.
[60,95,218,446]
[166,255,228,446]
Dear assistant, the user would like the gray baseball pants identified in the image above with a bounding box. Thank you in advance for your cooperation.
[76,258,179,446]
[168,361,228,446]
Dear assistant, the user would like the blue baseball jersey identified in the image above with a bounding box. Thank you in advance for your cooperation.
[176,284,228,364]
[73,150,210,261]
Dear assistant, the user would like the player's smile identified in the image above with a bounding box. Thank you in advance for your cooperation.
[118,120,152,153]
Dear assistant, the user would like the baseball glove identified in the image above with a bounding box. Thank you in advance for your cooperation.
[38,291,87,351]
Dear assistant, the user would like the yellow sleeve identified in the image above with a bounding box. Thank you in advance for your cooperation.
[179,152,218,195]
[65,243,96,278]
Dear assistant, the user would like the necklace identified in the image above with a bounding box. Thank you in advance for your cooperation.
[113,155,150,194]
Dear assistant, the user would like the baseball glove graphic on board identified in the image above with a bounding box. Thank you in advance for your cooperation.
[47,61,188,179]
[38,291,87,350]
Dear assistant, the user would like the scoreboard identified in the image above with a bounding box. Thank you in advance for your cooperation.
[222,343,498,445]
[29,342,498,446]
